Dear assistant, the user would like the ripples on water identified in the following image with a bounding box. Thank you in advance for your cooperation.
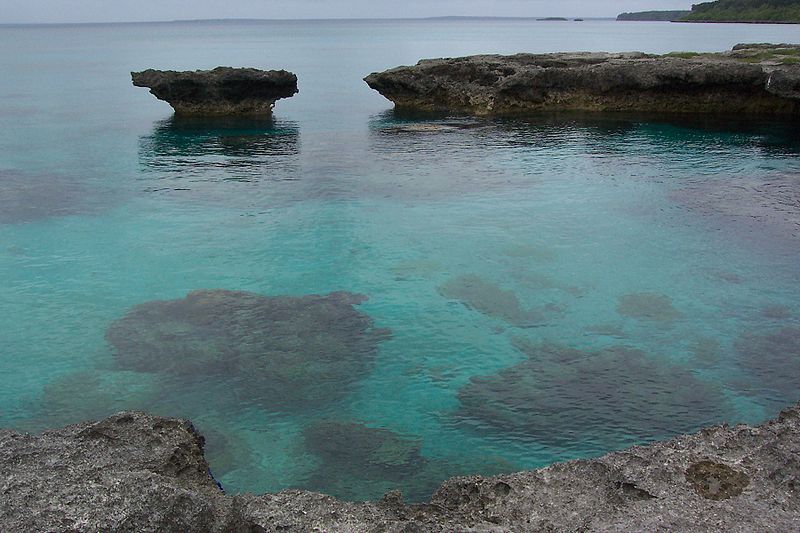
[1,22,800,502]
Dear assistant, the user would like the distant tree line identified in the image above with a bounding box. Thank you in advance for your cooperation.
[618,0,800,22]
[683,0,800,22]
[617,10,690,21]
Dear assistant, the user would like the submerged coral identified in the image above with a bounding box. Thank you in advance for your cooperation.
[438,274,546,327]
[301,420,426,500]
[736,327,800,401]
[689,337,721,367]
[617,292,684,321]
[670,173,800,248]
[106,289,390,411]
[300,419,518,502]
[457,340,729,447]
[0,169,102,224]
[762,304,792,319]
[32,370,159,430]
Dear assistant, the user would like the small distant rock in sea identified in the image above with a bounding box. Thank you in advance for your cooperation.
[131,67,298,115]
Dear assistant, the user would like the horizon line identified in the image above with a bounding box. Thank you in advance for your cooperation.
[0,15,618,27]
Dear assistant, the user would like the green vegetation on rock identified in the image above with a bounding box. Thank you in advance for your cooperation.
[617,10,691,21]
[681,0,800,23]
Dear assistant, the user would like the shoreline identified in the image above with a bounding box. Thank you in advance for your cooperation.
[2,403,799,531]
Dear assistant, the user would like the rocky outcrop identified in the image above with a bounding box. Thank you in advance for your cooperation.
[2,404,800,531]
[364,44,800,115]
[132,67,298,115]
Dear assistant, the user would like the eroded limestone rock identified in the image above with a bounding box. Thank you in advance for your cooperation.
[364,45,800,115]
[2,405,800,531]
[132,67,298,115]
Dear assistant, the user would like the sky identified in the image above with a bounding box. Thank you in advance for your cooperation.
[1,1,694,24]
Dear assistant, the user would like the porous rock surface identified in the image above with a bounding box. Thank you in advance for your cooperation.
[132,67,298,115]
[364,44,800,115]
[2,405,800,531]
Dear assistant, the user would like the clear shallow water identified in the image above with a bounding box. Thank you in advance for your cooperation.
[1,19,799,502]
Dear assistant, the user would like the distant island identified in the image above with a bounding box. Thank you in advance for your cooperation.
[619,0,800,23]
[537,17,569,21]
[617,10,690,21]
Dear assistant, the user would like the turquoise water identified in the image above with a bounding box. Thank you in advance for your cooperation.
[1,19,799,502]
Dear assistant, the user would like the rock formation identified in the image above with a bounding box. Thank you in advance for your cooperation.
[132,67,298,115]
[364,44,800,115]
[2,404,800,531]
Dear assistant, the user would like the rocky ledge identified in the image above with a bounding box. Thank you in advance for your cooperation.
[2,405,799,532]
[131,67,298,115]
[364,44,800,115]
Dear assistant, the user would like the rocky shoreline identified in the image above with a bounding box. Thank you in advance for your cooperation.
[364,44,800,115]
[2,404,799,532]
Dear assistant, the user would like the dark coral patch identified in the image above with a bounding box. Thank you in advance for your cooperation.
[736,327,800,401]
[0,169,101,224]
[457,340,729,446]
[617,292,683,321]
[438,274,545,327]
[301,420,426,500]
[106,289,390,411]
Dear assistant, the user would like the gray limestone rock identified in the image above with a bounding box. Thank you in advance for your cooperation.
[2,405,800,531]
[364,45,800,115]
[132,67,298,115]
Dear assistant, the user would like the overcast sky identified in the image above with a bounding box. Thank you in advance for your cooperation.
[1,1,694,24]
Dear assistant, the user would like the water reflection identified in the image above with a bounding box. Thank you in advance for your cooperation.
[137,116,300,192]
[373,110,800,157]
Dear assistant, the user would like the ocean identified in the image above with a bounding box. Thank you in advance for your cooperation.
[0,18,798,501]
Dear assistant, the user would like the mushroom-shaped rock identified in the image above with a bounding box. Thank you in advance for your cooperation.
[132,67,298,115]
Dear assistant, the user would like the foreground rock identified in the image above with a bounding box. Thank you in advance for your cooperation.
[2,404,800,531]
[364,44,800,115]
[132,67,298,115]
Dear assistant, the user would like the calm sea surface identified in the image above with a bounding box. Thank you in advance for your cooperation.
[1,19,799,501]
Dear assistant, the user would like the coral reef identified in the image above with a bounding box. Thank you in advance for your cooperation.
[457,339,729,446]
[617,292,684,321]
[106,289,390,411]
[0,169,102,224]
[437,274,545,327]
[301,420,427,500]
[736,326,800,401]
